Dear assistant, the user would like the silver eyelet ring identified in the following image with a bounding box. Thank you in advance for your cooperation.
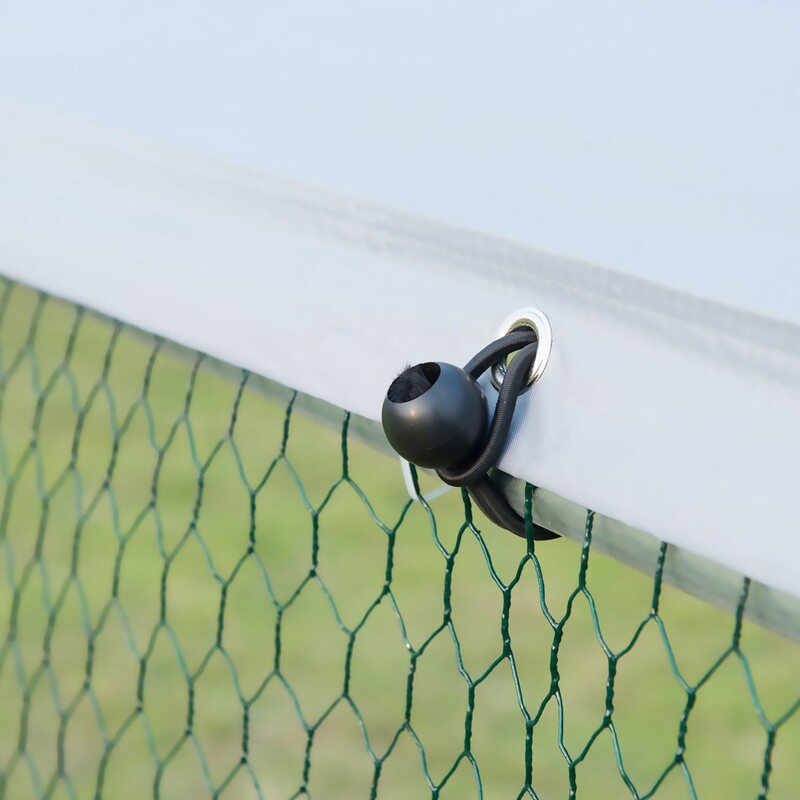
[490,308,552,392]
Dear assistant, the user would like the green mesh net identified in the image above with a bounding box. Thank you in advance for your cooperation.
[1,278,799,800]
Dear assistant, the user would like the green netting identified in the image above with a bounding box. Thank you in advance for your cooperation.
[1,278,799,800]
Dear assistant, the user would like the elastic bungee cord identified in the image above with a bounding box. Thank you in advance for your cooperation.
[381,328,558,540]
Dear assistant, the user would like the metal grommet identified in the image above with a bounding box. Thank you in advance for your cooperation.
[490,308,552,392]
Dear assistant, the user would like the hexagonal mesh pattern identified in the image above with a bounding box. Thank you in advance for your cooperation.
[1,278,799,800]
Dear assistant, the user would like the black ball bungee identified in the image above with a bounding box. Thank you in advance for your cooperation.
[382,328,557,540]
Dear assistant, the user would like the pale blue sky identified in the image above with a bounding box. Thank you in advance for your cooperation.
[1,1,798,323]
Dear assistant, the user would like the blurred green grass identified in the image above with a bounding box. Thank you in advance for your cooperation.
[0,281,798,799]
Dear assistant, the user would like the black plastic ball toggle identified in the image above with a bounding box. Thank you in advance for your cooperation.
[380,327,559,541]
[381,362,488,470]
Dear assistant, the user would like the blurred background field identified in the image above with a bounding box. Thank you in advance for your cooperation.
[0,280,799,799]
